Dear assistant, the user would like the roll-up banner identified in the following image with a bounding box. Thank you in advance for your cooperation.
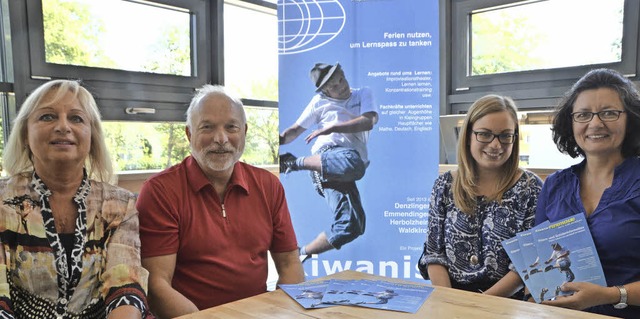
[278,0,439,282]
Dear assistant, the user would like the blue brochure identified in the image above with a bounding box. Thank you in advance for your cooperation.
[278,280,334,309]
[516,225,550,303]
[320,279,369,307]
[502,213,606,303]
[350,280,434,313]
[501,236,529,284]
[531,213,606,301]
[280,278,434,313]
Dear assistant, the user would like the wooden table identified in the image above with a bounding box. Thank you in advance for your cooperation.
[177,270,615,318]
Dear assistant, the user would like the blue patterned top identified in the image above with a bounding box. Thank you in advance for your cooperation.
[419,170,542,290]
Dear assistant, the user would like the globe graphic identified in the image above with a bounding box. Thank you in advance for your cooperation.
[278,0,346,55]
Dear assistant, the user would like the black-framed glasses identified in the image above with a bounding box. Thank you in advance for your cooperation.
[570,110,625,123]
[472,131,517,144]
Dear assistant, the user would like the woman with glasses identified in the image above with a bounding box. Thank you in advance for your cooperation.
[535,68,640,318]
[418,94,543,298]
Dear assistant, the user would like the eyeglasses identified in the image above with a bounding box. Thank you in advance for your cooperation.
[570,110,625,123]
[472,131,517,144]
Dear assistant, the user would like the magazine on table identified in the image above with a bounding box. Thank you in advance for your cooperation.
[278,280,334,309]
[279,278,434,313]
[502,213,606,303]
[318,279,367,307]
[349,280,435,313]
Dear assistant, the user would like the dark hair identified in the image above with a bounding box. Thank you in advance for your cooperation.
[552,68,640,158]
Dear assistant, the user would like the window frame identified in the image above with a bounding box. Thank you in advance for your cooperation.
[448,0,640,113]
[4,0,278,169]
[26,0,209,88]
[8,0,219,123]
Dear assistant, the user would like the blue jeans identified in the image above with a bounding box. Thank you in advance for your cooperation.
[320,147,366,182]
[316,147,367,249]
[558,258,575,282]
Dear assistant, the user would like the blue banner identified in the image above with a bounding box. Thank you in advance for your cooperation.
[278,0,439,282]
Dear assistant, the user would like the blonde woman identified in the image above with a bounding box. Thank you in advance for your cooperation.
[0,80,150,318]
[418,94,542,298]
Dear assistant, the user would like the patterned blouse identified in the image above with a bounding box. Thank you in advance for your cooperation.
[0,171,149,319]
[418,170,542,291]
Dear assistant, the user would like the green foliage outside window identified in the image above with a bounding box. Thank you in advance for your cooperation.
[43,0,115,68]
[471,1,623,76]
[471,12,545,76]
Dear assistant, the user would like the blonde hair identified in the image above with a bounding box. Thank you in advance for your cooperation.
[453,94,520,214]
[3,80,113,182]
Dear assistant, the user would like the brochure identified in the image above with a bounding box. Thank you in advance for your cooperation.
[501,213,606,303]
[278,280,334,309]
[501,236,529,284]
[516,225,549,303]
[320,279,370,307]
[279,278,434,313]
[531,213,607,301]
[350,280,434,313]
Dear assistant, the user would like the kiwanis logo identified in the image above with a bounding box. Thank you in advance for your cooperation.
[278,0,345,54]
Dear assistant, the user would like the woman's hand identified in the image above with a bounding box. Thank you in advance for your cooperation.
[542,281,617,310]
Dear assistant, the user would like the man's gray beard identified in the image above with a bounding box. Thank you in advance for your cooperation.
[191,146,244,172]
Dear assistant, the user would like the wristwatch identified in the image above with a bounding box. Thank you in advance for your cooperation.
[613,285,628,309]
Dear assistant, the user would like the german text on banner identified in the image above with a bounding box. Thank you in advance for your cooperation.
[278,0,439,282]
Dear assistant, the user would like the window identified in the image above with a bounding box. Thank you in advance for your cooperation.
[42,0,192,76]
[243,105,278,165]
[439,112,581,168]
[224,0,278,101]
[5,0,280,171]
[103,105,278,172]
[470,0,623,76]
[26,0,207,87]
[100,0,280,171]
[225,0,279,166]
[5,0,209,126]
[103,121,188,171]
[449,0,640,114]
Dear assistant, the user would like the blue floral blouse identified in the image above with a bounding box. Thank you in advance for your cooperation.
[418,170,542,290]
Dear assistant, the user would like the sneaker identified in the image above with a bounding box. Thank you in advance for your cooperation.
[279,153,298,174]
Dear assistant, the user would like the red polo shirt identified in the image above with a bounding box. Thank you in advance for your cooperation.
[138,156,298,309]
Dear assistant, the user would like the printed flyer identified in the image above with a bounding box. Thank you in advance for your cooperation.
[279,279,434,313]
[502,214,606,302]
[515,227,549,303]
